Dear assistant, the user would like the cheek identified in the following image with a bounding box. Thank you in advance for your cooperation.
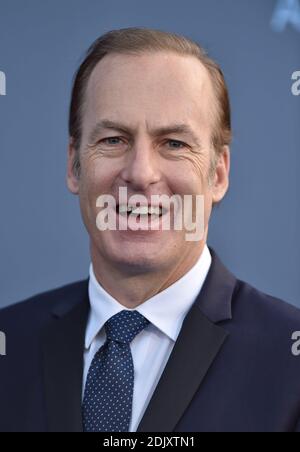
[77,166,103,222]
[164,158,212,227]
[166,155,210,195]
[186,153,211,187]
[80,155,118,195]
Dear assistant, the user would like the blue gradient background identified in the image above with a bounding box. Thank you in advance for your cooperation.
[0,0,299,308]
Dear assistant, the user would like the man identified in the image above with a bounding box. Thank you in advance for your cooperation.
[1,27,300,432]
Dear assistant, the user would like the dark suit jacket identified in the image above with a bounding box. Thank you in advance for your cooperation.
[1,246,300,432]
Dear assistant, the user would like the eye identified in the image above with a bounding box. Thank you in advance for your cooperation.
[100,136,124,146]
[166,139,186,149]
[97,137,186,149]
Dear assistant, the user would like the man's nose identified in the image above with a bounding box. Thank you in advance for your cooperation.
[120,141,161,190]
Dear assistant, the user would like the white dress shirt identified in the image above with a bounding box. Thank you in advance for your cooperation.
[83,244,212,432]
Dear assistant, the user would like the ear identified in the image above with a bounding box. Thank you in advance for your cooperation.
[66,138,80,195]
[211,145,230,204]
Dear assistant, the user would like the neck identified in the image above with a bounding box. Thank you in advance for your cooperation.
[90,242,207,309]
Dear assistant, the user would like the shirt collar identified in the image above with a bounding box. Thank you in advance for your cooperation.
[85,244,212,349]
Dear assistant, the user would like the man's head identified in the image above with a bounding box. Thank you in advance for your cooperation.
[67,27,231,276]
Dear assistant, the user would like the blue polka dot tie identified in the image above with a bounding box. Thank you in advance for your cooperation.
[82,310,150,432]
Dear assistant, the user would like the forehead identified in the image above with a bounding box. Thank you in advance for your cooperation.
[84,52,215,133]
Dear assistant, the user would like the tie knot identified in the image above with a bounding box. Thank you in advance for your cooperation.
[105,310,150,344]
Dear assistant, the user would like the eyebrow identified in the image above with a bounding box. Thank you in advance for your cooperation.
[88,119,202,147]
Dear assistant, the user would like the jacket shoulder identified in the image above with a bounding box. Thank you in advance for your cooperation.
[0,279,89,330]
[233,278,300,338]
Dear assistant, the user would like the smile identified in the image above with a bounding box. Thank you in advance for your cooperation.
[116,204,167,218]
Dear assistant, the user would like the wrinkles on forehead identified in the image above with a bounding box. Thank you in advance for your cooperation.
[81,52,216,150]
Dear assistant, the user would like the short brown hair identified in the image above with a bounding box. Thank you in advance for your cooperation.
[69,27,232,176]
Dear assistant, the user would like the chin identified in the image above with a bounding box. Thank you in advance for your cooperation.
[118,249,163,264]
[110,247,169,272]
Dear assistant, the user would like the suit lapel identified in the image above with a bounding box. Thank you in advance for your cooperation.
[137,247,237,432]
[42,281,90,432]
[137,305,228,432]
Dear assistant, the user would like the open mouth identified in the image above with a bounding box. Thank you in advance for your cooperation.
[116,204,166,219]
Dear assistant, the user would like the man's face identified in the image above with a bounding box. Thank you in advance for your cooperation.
[67,52,229,274]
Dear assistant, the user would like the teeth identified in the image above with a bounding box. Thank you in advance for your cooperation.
[148,206,163,215]
[118,205,132,214]
[118,205,163,216]
[133,206,150,215]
